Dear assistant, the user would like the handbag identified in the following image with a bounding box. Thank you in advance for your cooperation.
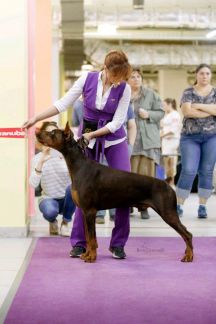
[82,119,98,134]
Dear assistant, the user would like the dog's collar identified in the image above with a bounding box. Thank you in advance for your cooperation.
[67,139,77,147]
[82,137,89,147]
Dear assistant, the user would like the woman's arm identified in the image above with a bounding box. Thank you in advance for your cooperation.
[191,103,216,116]
[22,73,88,129]
[22,106,59,129]
[146,91,164,123]
[127,119,137,146]
[160,130,174,138]
[181,102,211,118]
[161,114,182,138]
[29,148,51,187]
[83,126,111,142]
[83,85,131,142]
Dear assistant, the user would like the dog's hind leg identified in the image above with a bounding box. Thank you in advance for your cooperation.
[162,214,193,262]
[150,190,193,262]
[80,208,98,263]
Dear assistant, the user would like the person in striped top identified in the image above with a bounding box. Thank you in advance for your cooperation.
[29,121,76,236]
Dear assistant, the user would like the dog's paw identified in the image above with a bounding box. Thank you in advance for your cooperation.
[181,253,193,262]
[80,251,97,263]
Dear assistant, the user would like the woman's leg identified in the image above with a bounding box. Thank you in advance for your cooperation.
[198,134,216,204]
[136,156,155,177]
[62,185,76,223]
[39,199,59,222]
[164,156,178,185]
[163,156,169,178]
[133,155,155,218]
[141,156,155,177]
[131,155,141,174]
[39,199,60,234]
[70,207,87,247]
[176,135,201,205]
[105,141,131,248]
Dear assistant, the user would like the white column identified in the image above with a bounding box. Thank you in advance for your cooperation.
[0,1,28,236]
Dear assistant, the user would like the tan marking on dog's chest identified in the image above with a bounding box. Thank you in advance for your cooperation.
[72,190,80,207]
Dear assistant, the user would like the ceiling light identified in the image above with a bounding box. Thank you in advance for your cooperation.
[97,23,117,35]
[133,0,144,9]
[206,30,216,39]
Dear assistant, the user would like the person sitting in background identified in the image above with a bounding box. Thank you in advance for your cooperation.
[128,68,164,219]
[29,121,76,236]
[160,98,182,188]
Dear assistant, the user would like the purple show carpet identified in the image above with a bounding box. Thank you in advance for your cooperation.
[5,237,216,324]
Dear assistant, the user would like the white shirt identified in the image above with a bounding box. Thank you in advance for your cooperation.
[54,71,131,148]
[161,111,182,140]
[29,149,71,201]
[161,110,182,155]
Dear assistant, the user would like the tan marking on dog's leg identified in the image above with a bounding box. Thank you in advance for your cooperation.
[71,190,80,207]
[80,208,97,263]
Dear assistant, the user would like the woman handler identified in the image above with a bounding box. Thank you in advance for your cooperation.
[23,50,132,259]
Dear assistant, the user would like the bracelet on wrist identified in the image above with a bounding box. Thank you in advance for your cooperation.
[35,168,42,174]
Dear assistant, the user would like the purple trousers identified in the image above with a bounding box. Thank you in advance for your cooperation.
[70,140,131,248]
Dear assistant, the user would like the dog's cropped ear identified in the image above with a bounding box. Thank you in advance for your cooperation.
[77,136,89,150]
[64,122,74,142]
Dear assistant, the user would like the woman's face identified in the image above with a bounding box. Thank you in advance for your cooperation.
[105,68,124,86]
[196,67,212,86]
[163,101,171,113]
[128,71,142,89]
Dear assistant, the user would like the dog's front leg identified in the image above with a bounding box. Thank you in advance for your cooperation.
[80,208,98,263]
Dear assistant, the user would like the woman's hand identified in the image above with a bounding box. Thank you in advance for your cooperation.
[139,108,149,119]
[41,147,51,162]
[35,147,51,174]
[22,106,60,129]
[22,116,37,129]
[83,132,94,143]
[82,126,110,143]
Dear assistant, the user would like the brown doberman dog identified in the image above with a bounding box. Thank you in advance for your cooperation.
[36,122,193,263]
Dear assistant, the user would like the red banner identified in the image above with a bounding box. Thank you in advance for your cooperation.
[0,128,26,138]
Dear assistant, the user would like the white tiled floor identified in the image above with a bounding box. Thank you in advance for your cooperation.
[0,238,32,309]
[0,193,215,318]
[30,193,216,237]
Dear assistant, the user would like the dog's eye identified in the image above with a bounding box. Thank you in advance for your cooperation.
[51,130,55,135]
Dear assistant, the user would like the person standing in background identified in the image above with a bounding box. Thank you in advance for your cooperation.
[160,98,182,188]
[72,97,83,128]
[128,68,164,219]
[176,63,216,218]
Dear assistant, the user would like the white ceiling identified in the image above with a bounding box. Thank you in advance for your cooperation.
[84,0,216,31]
[85,0,216,11]
[58,0,216,70]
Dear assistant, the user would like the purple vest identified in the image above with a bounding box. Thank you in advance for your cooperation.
[82,72,127,141]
